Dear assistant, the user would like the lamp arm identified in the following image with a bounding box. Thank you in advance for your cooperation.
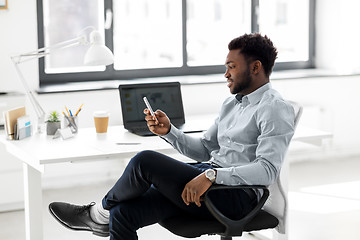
[10,34,88,133]
[10,26,109,134]
[12,61,46,133]
[11,35,86,64]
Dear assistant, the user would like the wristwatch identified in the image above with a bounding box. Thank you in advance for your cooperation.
[205,169,216,183]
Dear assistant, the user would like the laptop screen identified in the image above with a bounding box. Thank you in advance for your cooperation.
[118,82,185,131]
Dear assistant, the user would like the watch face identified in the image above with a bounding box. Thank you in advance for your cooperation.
[206,169,216,182]
[206,170,215,178]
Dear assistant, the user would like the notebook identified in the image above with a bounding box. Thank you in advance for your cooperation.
[3,106,26,140]
[118,82,206,136]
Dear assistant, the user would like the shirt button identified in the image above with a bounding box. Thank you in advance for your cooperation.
[221,181,224,184]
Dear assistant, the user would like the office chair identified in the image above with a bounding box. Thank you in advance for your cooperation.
[159,101,303,240]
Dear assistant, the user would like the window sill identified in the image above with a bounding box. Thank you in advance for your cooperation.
[37,68,359,94]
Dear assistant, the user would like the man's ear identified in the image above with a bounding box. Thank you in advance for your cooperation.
[251,60,262,74]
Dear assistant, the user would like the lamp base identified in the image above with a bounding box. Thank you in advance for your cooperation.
[37,115,46,134]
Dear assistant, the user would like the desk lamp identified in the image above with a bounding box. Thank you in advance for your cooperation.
[11,27,114,133]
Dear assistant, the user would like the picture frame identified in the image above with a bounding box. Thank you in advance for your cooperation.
[0,0,7,9]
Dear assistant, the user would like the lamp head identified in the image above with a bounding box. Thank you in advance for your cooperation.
[84,30,114,66]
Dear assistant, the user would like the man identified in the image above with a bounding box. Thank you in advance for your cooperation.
[49,33,295,240]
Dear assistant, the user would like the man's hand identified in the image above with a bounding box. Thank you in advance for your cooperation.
[144,109,171,136]
[181,172,212,207]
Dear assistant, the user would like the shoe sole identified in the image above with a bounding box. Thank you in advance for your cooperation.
[48,205,110,237]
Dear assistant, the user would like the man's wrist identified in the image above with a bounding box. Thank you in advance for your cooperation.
[205,169,217,183]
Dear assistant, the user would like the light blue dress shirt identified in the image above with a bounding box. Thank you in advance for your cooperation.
[162,83,295,187]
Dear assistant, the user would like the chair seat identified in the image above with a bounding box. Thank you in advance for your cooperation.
[159,210,279,238]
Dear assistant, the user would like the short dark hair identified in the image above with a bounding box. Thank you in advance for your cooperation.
[228,33,278,77]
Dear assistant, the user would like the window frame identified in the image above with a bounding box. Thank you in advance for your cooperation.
[36,0,316,86]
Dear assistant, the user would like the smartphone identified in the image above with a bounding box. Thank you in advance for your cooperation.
[143,97,158,121]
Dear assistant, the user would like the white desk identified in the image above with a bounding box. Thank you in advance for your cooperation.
[0,125,332,240]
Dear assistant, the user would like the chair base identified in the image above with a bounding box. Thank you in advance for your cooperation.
[159,210,278,239]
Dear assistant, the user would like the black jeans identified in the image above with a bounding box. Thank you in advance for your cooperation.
[102,150,256,240]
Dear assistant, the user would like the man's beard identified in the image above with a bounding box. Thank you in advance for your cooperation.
[231,67,252,94]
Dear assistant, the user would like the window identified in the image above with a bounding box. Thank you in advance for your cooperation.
[186,0,252,66]
[258,0,310,63]
[37,0,315,86]
[41,0,105,74]
[113,0,183,70]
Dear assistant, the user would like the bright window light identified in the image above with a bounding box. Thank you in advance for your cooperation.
[38,0,314,83]
[42,0,106,73]
[258,0,310,63]
[186,0,251,66]
[113,0,183,70]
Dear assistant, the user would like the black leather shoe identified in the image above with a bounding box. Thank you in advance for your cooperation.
[49,202,109,237]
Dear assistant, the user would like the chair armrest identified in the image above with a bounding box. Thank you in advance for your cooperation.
[203,185,269,236]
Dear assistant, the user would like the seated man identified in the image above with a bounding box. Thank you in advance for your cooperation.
[49,33,295,240]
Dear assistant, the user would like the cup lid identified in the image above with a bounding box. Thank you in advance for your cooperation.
[93,111,109,117]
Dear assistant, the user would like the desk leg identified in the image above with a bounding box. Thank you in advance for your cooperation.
[23,163,43,240]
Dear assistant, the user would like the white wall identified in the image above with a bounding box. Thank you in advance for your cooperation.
[0,0,38,211]
[0,0,39,92]
[1,0,360,211]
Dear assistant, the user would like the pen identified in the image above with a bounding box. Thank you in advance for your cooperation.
[75,104,83,116]
[75,108,82,116]
[69,110,73,117]
[65,106,71,117]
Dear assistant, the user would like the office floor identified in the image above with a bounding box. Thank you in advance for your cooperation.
[1,156,360,240]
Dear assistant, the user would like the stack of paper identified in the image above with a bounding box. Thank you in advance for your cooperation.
[3,106,32,140]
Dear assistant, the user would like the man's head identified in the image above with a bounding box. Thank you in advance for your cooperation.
[225,33,278,95]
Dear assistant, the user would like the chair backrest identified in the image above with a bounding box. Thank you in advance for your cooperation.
[262,101,302,234]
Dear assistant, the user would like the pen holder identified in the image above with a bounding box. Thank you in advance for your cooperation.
[63,116,78,134]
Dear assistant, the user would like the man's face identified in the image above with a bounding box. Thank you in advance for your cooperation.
[224,50,252,95]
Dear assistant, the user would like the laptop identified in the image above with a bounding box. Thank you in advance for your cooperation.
[118,82,206,136]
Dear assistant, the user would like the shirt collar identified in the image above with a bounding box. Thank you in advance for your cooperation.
[235,94,244,102]
[243,83,272,105]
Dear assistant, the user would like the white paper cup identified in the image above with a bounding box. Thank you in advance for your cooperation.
[93,111,109,133]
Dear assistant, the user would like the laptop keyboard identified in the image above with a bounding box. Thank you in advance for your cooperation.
[131,127,154,136]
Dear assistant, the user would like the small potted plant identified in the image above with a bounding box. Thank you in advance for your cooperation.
[46,111,61,135]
